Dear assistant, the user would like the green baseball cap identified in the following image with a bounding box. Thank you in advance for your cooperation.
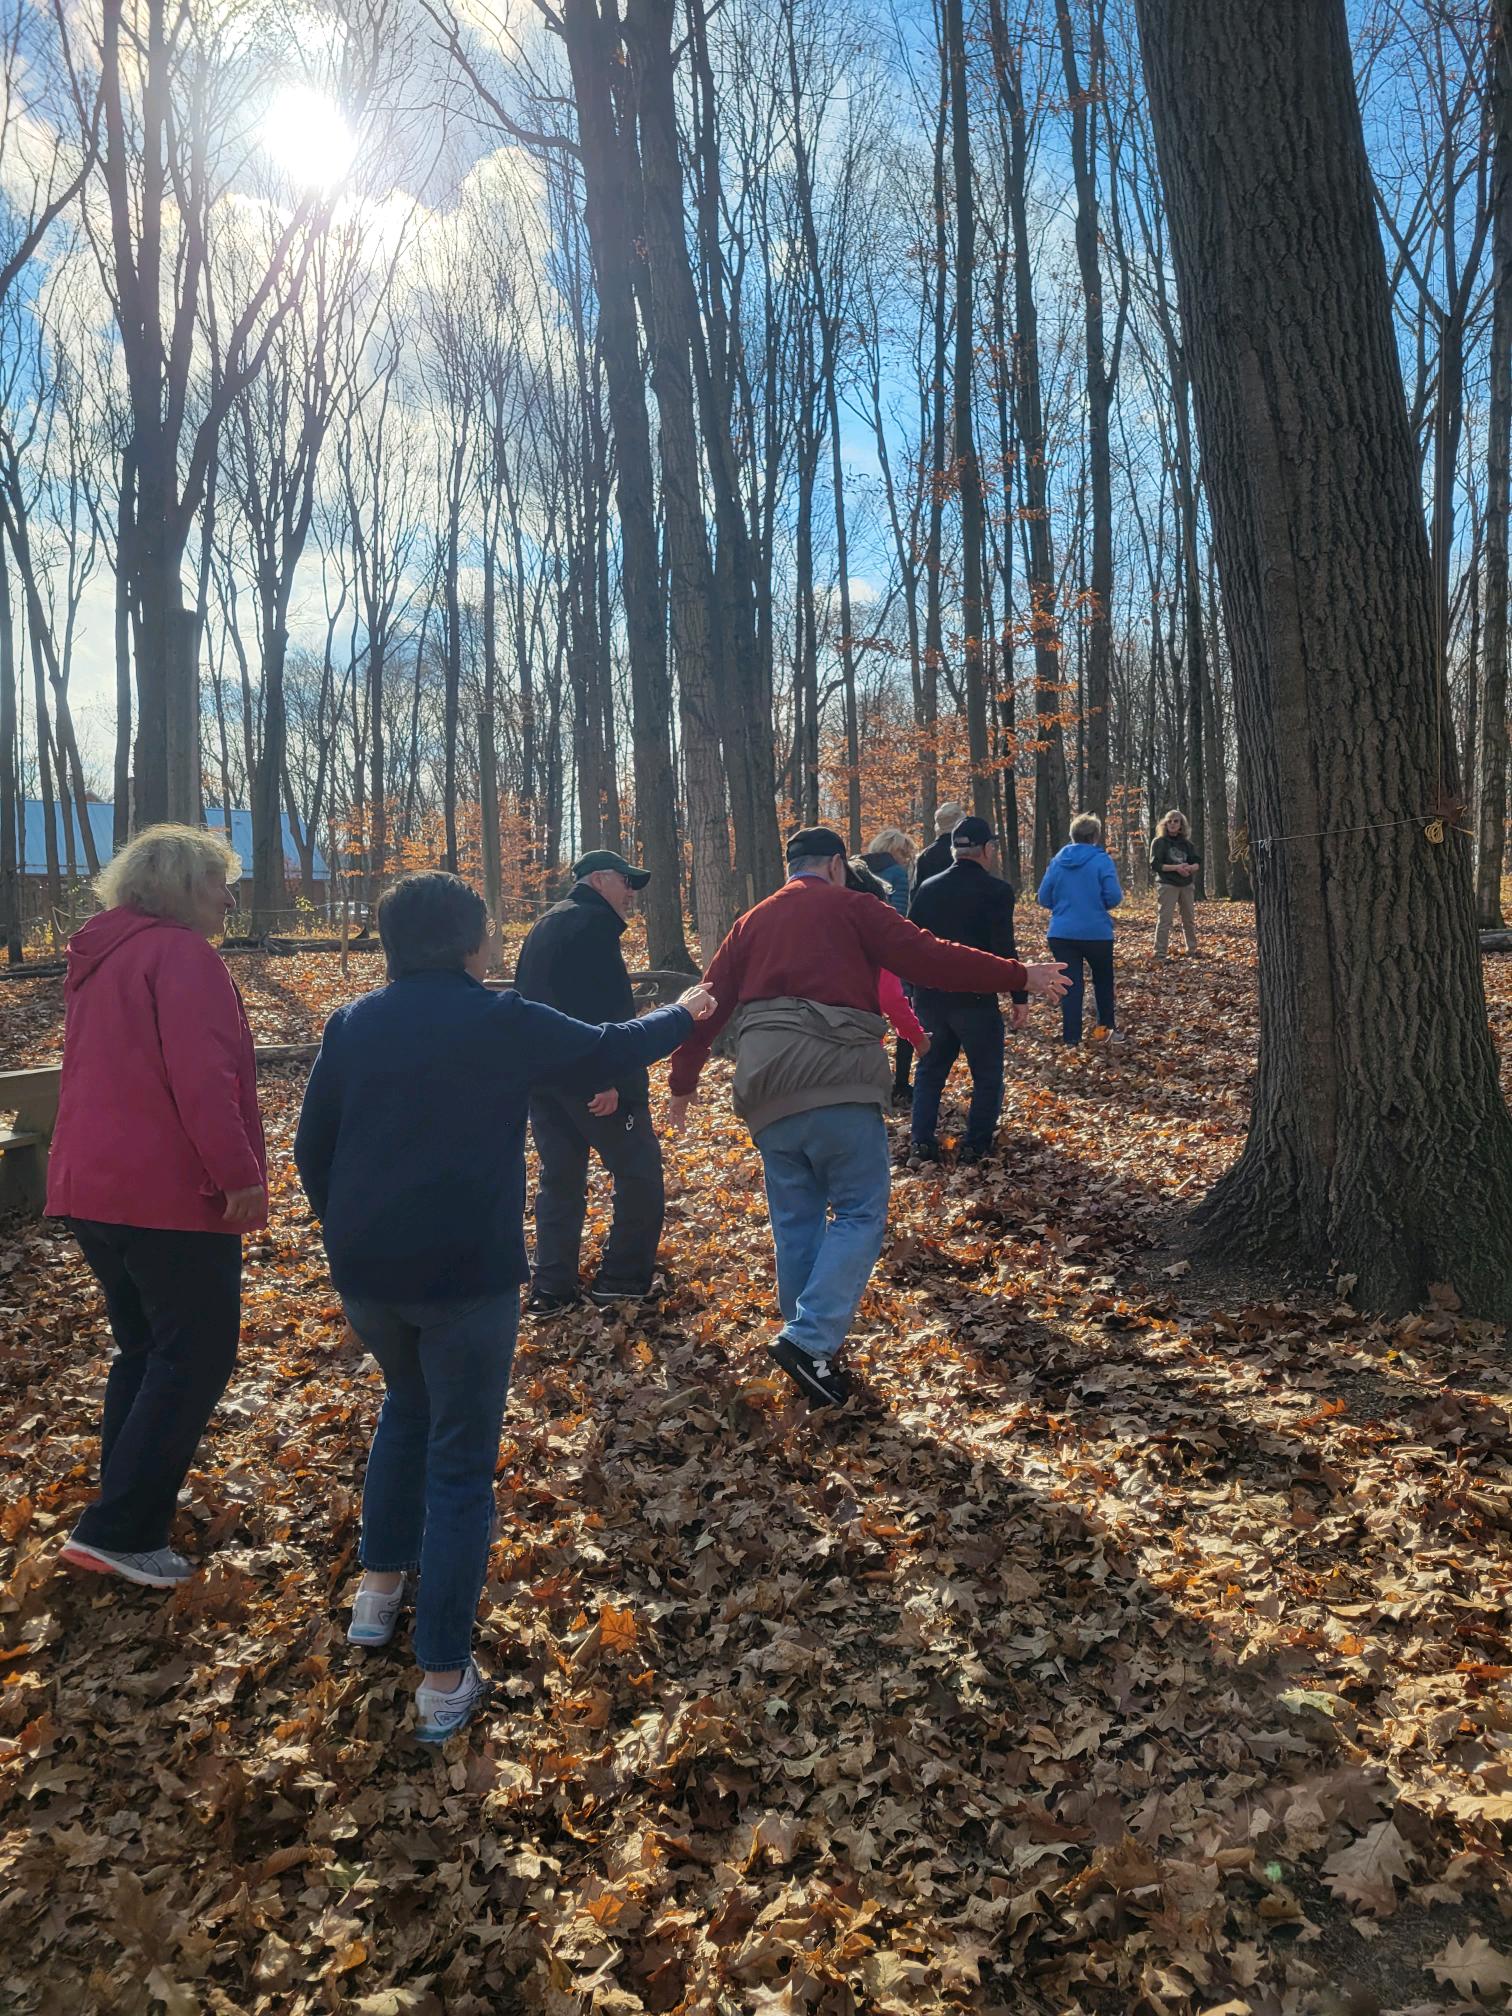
[572,848,651,890]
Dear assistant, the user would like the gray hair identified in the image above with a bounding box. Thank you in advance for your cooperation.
[788,852,838,877]
[934,801,964,834]
[1070,812,1103,844]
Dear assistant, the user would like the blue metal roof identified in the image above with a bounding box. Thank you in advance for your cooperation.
[18,801,328,880]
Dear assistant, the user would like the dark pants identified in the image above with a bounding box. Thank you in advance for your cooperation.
[910,996,1005,1153]
[67,1220,242,1552]
[1048,936,1116,1043]
[530,1094,665,1298]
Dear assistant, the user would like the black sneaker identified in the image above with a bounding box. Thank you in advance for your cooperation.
[526,1290,581,1318]
[770,1337,851,1406]
[587,1288,644,1312]
[907,1141,940,1166]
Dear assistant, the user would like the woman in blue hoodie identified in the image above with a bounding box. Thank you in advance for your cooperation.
[1037,813,1125,1045]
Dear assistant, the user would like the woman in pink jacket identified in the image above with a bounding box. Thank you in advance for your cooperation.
[48,825,266,1590]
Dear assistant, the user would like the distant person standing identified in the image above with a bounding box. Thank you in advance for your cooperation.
[862,827,919,1099]
[513,849,667,1312]
[1150,809,1202,957]
[912,802,964,893]
[1038,813,1126,1046]
[907,816,1029,1163]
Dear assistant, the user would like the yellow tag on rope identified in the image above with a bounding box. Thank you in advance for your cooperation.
[1424,818,1445,844]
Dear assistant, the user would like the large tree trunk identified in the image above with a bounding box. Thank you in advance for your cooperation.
[1134,0,1512,1317]
[1055,0,1116,823]
[561,0,691,969]
[1477,0,1512,931]
[943,0,992,826]
[991,2,1070,872]
[627,0,736,953]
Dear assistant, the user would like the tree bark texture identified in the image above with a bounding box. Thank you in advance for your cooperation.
[1134,0,1512,1317]
[1477,0,1512,930]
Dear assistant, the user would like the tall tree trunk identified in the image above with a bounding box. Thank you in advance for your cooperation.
[627,0,736,951]
[561,0,691,968]
[1055,0,1116,822]
[114,454,133,842]
[991,2,1070,871]
[943,0,992,825]
[1477,0,1512,930]
[1134,0,1512,1317]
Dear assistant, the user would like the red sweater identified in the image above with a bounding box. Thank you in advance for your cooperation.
[46,910,267,1235]
[668,876,1029,1095]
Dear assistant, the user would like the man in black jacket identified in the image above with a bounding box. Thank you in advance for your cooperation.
[513,850,665,1311]
[907,817,1029,1163]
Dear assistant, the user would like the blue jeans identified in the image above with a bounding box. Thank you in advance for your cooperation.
[343,1291,520,1670]
[1048,936,1116,1044]
[909,995,1005,1153]
[755,1103,891,1361]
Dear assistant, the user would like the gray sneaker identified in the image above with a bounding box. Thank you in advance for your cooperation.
[60,1536,194,1588]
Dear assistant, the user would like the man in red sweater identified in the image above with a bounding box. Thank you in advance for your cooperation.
[667,827,1068,1403]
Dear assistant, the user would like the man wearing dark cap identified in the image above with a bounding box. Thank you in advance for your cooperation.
[907,817,1027,1165]
[513,850,664,1311]
[665,826,1068,1404]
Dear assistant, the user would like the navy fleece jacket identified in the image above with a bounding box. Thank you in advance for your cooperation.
[294,972,691,1302]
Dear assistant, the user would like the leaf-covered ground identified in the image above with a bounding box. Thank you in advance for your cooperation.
[2,901,1510,2015]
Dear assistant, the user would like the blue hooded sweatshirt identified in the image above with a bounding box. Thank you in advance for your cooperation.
[1037,843,1123,941]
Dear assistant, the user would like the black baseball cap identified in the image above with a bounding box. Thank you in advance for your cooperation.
[951,816,997,849]
[573,848,651,889]
[785,826,847,862]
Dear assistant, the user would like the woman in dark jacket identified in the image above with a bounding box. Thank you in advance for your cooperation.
[295,871,713,1744]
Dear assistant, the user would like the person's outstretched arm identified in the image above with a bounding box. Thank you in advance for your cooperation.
[666,923,744,1100]
[878,967,927,1047]
[858,899,1069,1000]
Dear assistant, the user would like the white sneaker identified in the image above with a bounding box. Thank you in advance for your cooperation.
[348,1574,407,1647]
[60,1537,194,1588]
[414,1660,487,1743]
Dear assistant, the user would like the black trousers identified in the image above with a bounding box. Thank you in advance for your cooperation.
[530,1095,666,1298]
[67,1220,243,1552]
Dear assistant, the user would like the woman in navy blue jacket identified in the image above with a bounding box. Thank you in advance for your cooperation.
[295,871,714,1742]
[1037,813,1125,1046]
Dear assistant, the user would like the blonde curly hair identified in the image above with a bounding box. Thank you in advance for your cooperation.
[95,824,242,924]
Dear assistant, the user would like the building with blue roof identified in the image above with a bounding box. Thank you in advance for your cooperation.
[18,801,328,884]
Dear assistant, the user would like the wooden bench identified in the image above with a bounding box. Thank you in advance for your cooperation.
[0,1066,61,1217]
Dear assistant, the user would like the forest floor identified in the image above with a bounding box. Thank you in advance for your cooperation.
[1,899,1510,2016]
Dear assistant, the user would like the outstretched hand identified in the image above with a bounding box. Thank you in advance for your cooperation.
[678,983,717,1021]
[665,1092,695,1136]
[1023,961,1072,1002]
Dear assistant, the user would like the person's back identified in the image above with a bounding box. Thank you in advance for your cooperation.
[303,974,581,1303]
[1037,841,1121,939]
[1036,817,1124,1046]
[908,857,1017,994]
[668,826,1063,1405]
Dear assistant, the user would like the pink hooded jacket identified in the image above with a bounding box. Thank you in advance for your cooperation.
[45,910,266,1235]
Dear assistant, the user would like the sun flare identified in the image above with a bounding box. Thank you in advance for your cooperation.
[260,85,358,191]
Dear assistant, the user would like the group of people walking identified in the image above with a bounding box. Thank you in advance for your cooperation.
[40,801,1200,1742]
